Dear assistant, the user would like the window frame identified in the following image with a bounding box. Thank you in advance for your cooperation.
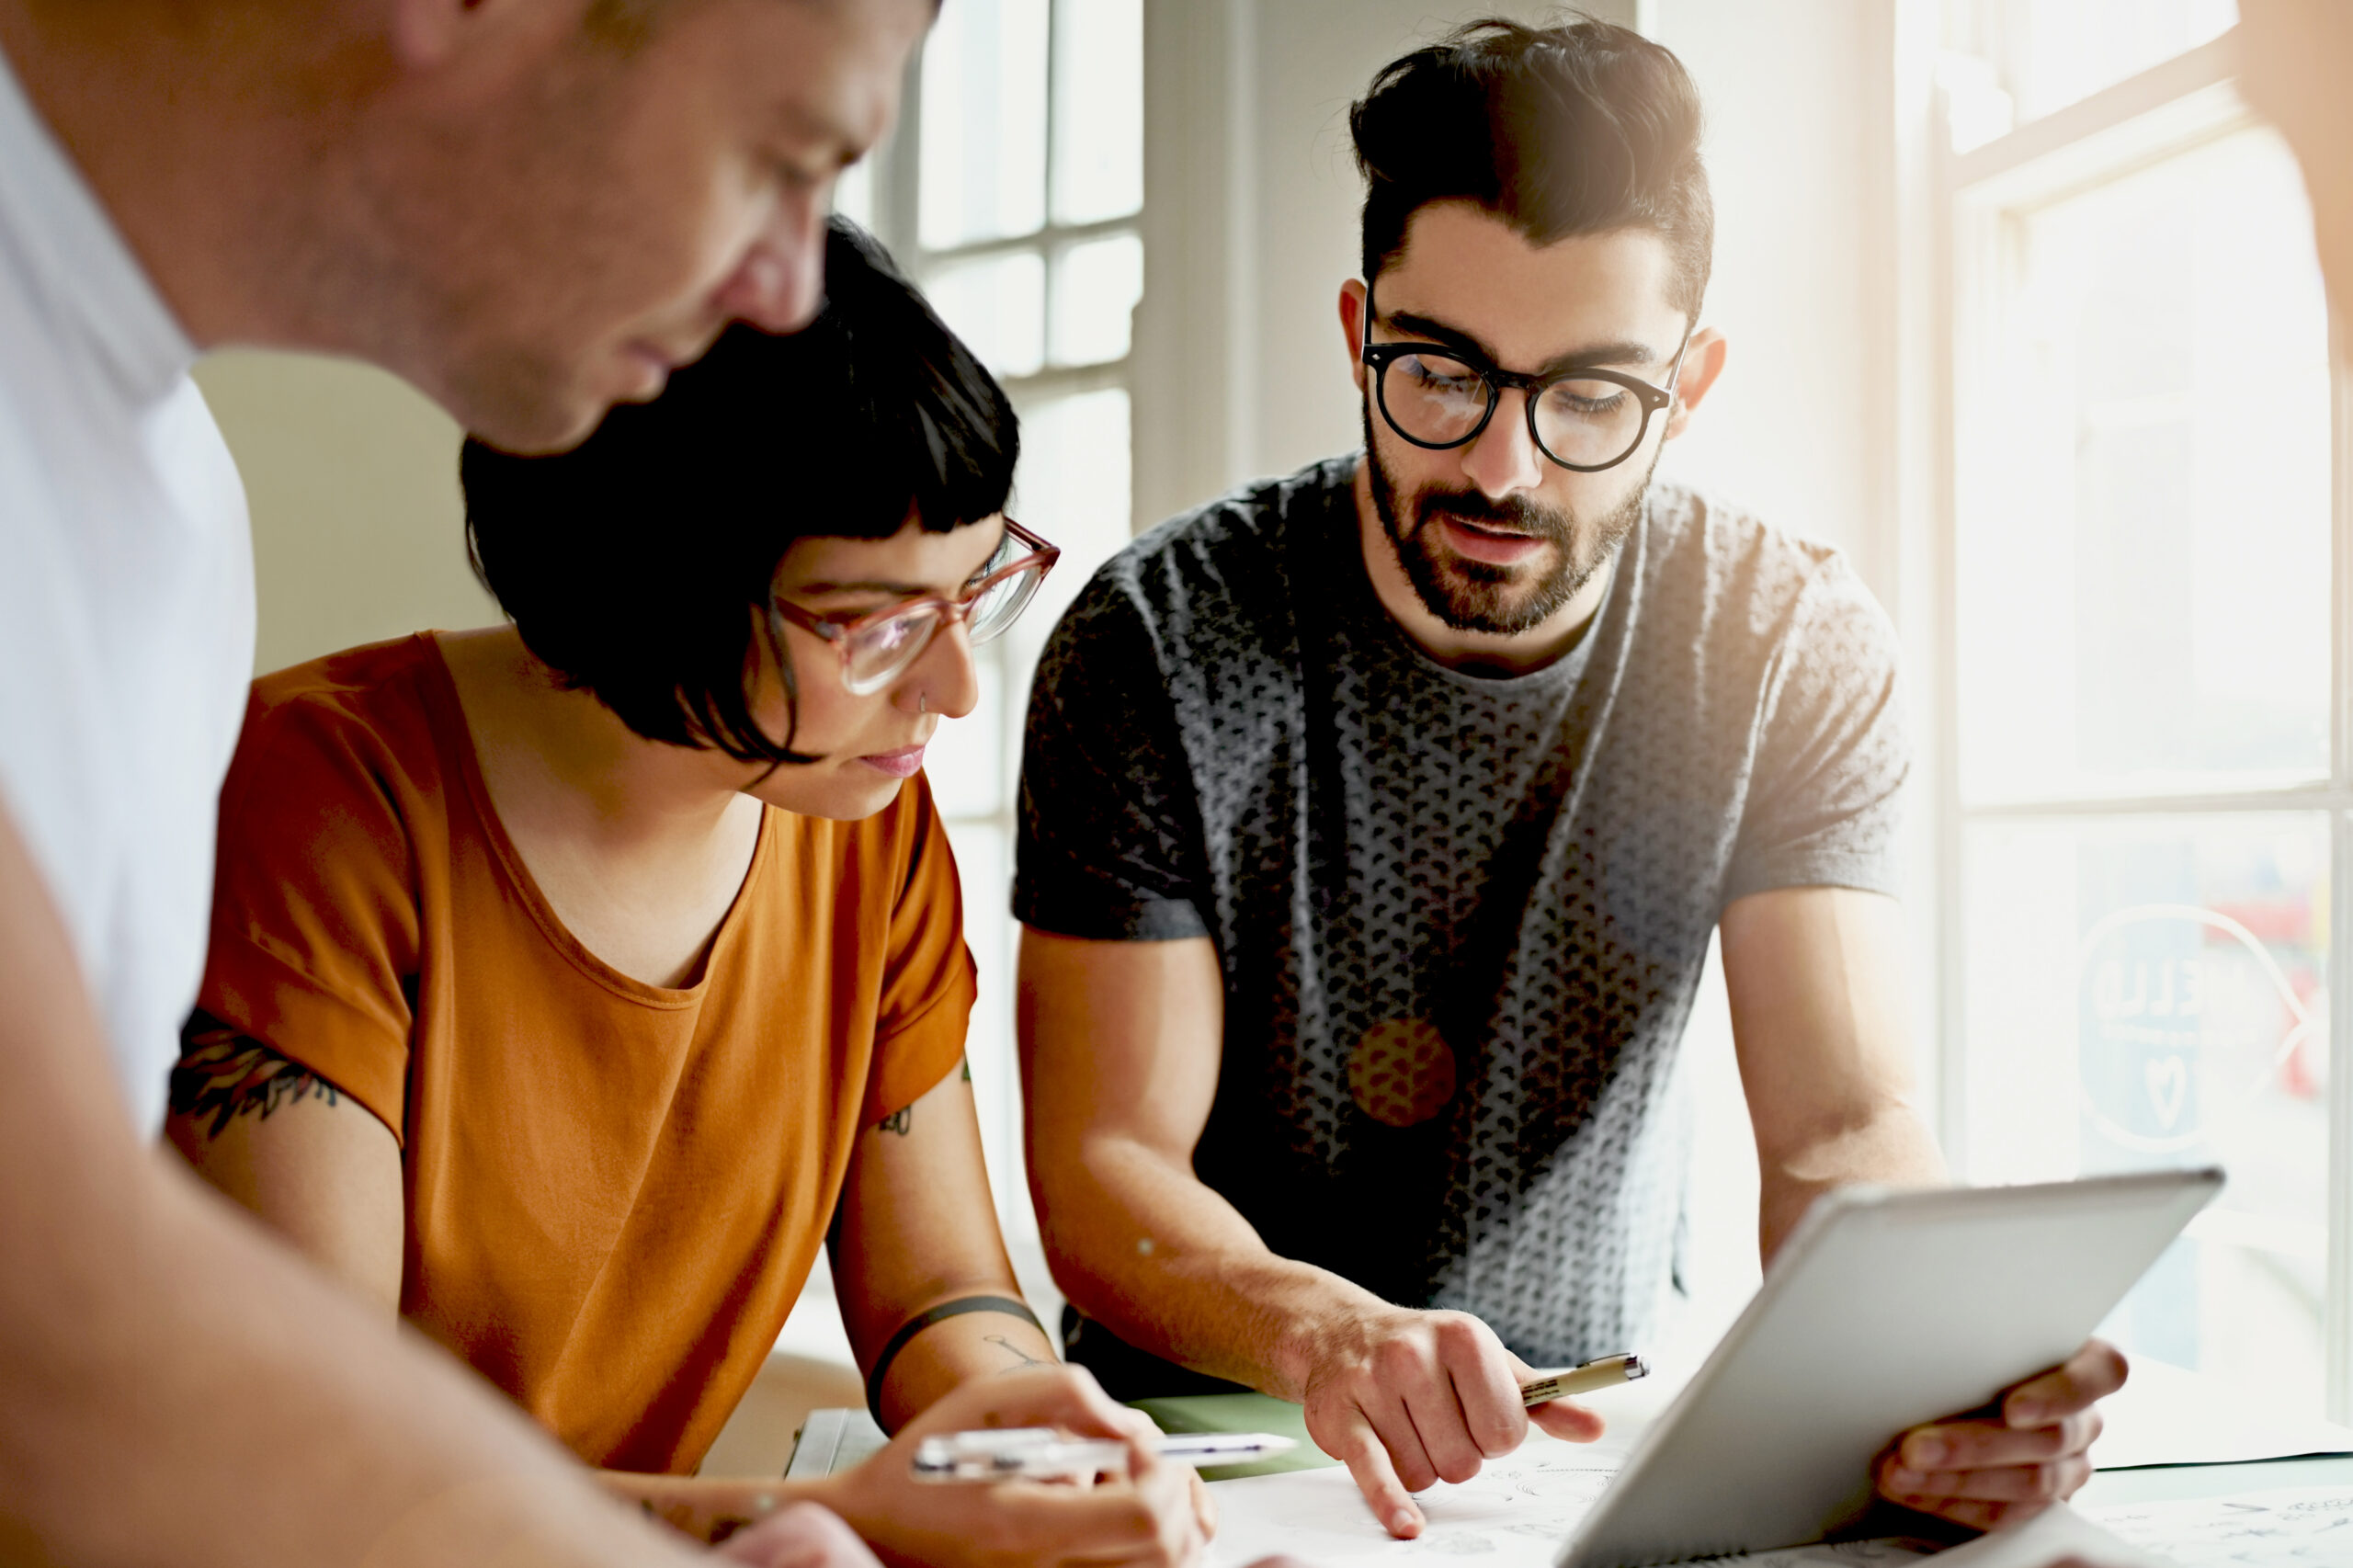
[1931,25,2353,1418]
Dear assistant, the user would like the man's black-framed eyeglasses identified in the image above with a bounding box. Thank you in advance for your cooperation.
[1358,286,1692,473]
[770,517,1060,697]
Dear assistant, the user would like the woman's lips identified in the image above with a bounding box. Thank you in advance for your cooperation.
[858,744,927,778]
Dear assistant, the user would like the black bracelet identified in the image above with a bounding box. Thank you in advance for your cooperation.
[865,1294,1045,1426]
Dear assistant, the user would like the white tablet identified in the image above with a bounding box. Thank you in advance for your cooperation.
[1556,1168,2223,1568]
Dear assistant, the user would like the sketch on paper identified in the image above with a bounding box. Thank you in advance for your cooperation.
[2089,1484,2353,1566]
[1204,1431,1927,1568]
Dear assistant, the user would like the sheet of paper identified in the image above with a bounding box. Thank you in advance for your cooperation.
[1192,1351,2353,1565]
[1921,1506,2172,1568]
[1205,1429,1928,1568]
[2092,1361,2353,1471]
[1206,1431,1617,1568]
[2088,1484,2353,1564]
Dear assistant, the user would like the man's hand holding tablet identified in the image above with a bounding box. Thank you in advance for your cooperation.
[1878,1338,2130,1529]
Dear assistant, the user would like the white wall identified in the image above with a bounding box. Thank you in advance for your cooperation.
[1645,0,1947,1139]
[1645,0,1937,1334]
[1644,0,1896,589]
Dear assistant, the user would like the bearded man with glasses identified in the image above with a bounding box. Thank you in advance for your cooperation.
[1017,17,2122,1548]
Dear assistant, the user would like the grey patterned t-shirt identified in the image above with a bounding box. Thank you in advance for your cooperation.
[1015,455,1907,1367]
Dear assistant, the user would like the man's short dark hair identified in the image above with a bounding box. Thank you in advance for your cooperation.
[1350,16,1712,321]
[462,218,1017,765]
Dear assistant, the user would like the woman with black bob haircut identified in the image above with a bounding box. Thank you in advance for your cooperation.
[465,219,1029,770]
[168,221,1208,1568]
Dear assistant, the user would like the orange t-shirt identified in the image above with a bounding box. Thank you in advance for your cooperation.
[197,634,975,1473]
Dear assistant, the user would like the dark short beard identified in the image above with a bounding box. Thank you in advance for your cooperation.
[1362,403,1653,636]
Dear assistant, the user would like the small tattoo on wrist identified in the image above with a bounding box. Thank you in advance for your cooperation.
[986,1333,1047,1369]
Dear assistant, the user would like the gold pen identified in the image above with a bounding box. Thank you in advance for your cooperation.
[1519,1351,1647,1406]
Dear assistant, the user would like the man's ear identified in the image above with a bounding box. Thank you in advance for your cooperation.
[1662,326,1727,440]
[1338,278,1370,396]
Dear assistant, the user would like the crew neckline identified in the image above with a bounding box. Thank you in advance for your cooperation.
[417,633,774,1009]
[1324,453,1632,697]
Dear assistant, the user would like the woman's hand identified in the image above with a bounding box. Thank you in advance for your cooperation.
[816,1365,1209,1568]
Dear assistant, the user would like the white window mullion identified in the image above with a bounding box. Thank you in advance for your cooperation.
[1934,88,1983,1171]
[2326,339,2353,1424]
[2325,805,2350,1422]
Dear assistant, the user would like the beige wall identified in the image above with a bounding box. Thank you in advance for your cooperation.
[195,351,496,678]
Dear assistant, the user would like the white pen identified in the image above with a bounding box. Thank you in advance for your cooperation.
[912,1426,1297,1483]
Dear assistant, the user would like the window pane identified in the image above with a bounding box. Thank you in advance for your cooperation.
[940,821,1029,1233]
[832,158,875,232]
[925,251,1046,380]
[1051,0,1143,226]
[918,0,1049,250]
[1049,233,1143,367]
[1006,388,1132,670]
[2013,0,2235,120]
[1962,814,2328,1410]
[923,656,1005,819]
[929,393,1133,1244]
[1955,129,2332,804]
[1944,0,2236,127]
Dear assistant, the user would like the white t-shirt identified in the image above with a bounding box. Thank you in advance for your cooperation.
[0,45,253,1133]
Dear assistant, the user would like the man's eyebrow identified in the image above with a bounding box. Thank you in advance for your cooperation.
[1381,308,1663,376]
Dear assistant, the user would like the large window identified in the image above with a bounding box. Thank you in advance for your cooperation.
[838,0,1144,1269]
[1939,5,2348,1416]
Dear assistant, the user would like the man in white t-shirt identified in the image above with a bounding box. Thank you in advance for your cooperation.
[0,6,1187,1568]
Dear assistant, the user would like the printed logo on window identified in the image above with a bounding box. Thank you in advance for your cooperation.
[2076,903,2320,1155]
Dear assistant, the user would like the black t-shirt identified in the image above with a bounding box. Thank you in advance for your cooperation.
[1016,455,1908,1366]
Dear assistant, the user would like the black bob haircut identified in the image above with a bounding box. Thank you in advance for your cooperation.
[462,219,1018,766]
[1351,16,1713,322]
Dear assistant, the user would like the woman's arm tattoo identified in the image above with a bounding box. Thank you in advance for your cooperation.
[875,1058,970,1134]
[985,1333,1047,1371]
[170,1010,346,1140]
